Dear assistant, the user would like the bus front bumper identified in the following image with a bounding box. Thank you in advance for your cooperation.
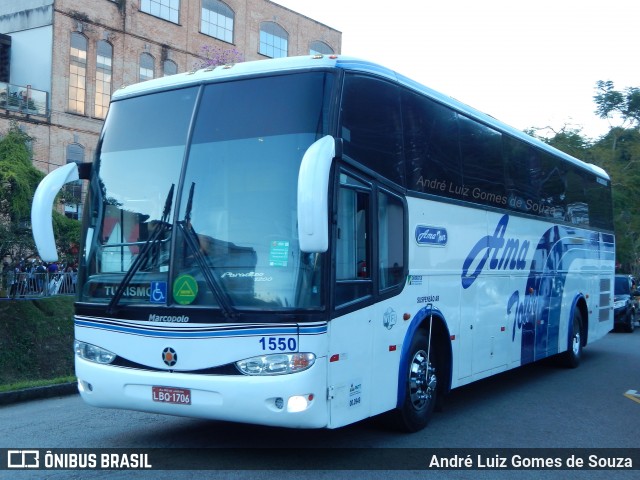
[75,357,329,429]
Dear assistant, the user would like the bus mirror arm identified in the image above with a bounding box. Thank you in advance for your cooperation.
[77,162,92,180]
[297,135,337,253]
[31,162,80,262]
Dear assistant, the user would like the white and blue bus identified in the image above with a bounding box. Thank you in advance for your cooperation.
[32,55,614,431]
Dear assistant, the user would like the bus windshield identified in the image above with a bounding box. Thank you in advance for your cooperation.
[80,72,334,313]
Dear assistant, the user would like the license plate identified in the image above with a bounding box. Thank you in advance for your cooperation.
[152,386,191,405]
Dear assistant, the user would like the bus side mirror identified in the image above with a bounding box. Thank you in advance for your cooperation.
[297,135,336,253]
[31,162,80,262]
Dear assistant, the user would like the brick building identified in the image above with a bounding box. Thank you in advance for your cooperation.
[0,0,341,219]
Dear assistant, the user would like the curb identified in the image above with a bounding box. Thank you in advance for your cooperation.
[0,382,78,406]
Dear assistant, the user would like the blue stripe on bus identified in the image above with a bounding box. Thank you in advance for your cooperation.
[518,224,610,364]
[75,318,327,339]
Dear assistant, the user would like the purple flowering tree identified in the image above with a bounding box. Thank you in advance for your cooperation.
[194,44,244,69]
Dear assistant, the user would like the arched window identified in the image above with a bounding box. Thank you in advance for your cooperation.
[310,41,334,55]
[64,143,85,220]
[163,59,178,76]
[68,33,87,114]
[140,53,155,82]
[95,40,113,119]
[201,0,234,43]
[259,22,288,58]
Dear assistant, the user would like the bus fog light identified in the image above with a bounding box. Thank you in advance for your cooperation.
[236,353,315,375]
[74,340,116,365]
[287,394,313,413]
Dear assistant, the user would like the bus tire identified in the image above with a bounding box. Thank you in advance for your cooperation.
[389,329,438,432]
[560,309,583,368]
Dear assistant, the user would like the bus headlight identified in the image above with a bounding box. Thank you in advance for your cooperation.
[74,340,116,364]
[236,353,315,375]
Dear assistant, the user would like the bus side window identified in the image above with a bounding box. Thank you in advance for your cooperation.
[378,190,405,290]
[402,88,461,198]
[340,73,404,186]
[335,172,373,306]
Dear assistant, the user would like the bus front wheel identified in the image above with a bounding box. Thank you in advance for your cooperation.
[390,329,438,432]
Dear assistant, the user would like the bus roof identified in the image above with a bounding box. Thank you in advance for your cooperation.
[112,55,608,181]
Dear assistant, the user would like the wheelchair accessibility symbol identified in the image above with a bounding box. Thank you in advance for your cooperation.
[150,281,167,304]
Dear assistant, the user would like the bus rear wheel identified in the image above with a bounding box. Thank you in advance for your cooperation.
[560,309,583,368]
[389,329,438,432]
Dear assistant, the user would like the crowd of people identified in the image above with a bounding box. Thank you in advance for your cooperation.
[2,258,77,298]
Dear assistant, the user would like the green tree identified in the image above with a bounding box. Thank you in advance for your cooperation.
[0,123,43,263]
[529,125,593,160]
[593,80,640,152]
[591,81,640,272]
[0,124,42,223]
[0,123,80,266]
[590,128,640,273]
[52,209,81,266]
[530,84,640,274]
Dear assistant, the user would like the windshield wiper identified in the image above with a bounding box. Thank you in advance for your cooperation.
[177,182,236,319]
[106,185,175,315]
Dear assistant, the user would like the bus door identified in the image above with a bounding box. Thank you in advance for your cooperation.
[328,171,375,427]
[369,188,408,415]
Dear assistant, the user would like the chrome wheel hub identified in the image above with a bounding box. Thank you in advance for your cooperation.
[572,330,581,355]
[409,349,436,410]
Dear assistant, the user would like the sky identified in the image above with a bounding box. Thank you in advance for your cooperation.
[273,0,640,140]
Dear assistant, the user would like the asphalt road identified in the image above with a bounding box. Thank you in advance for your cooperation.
[1,329,639,480]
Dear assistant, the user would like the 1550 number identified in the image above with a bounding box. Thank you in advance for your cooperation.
[259,336,297,352]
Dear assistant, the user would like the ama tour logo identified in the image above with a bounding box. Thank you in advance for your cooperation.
[461,214,530,289]
[461,214,569,364]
